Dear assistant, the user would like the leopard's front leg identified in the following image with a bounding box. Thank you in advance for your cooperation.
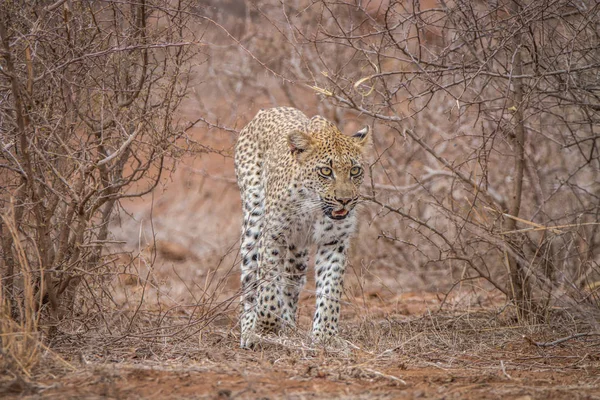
[312,230,352,340]
[254,230,288,336]
[281,244,309,326]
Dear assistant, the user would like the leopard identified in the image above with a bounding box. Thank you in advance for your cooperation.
[234,107,371,349]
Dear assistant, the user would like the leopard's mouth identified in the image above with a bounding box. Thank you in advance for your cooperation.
[322,204,351,220]
[331,209,349,218]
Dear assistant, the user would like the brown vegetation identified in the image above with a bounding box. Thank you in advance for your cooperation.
[1,0,599,398]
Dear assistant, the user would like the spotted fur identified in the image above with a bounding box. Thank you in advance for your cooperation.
[234,107,371,349]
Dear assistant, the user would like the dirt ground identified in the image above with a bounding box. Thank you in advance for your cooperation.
[9,361,599,400]
[2,291,599,399]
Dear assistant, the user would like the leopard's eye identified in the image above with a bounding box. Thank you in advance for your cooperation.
[319,166,333,177]
[350,166,362,177]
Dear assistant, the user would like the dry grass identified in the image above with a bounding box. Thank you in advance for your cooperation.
[0,207,42,379]
[4,287,596,398]
[2,223,598,398]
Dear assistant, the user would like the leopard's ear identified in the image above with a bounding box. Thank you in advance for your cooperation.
[352,126,372,153]
[352,126,371,146]
[287,130,313,157]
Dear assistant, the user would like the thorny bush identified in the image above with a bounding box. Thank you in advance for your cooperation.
[0,0,202,373]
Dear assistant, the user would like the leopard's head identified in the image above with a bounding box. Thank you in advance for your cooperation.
[288,116,371,220]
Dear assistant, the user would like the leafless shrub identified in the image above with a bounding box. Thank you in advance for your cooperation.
[0,0,204,369]
[235,0,600,321]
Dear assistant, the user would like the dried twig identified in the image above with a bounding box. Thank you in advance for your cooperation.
[359,367,407,385]
[526,332,600,348]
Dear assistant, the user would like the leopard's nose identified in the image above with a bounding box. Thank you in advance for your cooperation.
[336,197,352,206]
